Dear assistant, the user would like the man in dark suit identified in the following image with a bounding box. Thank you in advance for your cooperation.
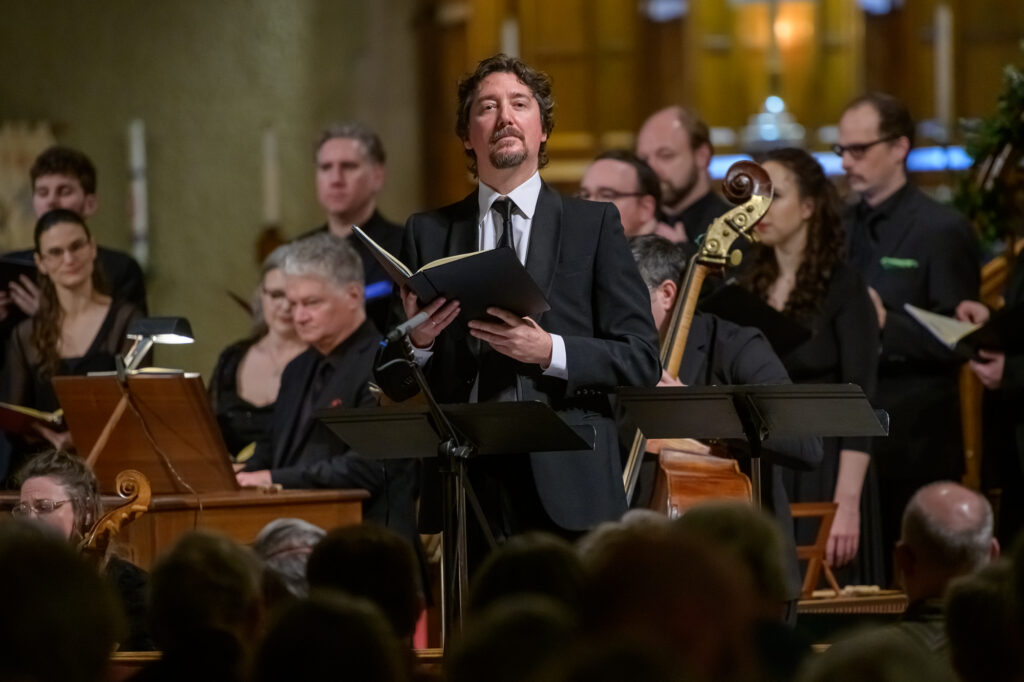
[628,234,822,617]
[240,233,415,534]
[838,92,979,574]
[394,54,660,540]
[636,106,731,244]
[302,122,403,333]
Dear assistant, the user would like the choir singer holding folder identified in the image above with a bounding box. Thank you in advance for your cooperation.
[386,54,660,545]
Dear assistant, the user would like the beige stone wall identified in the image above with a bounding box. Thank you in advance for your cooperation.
[0,0,421,375]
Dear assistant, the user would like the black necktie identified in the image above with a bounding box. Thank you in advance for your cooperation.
[491,197,515,250]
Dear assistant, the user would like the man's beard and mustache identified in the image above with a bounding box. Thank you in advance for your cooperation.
[661,161,700,209]
[489,125,528,169]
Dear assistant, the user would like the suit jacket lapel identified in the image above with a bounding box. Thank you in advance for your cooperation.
[525,182,563,318]
[447,191,478,259]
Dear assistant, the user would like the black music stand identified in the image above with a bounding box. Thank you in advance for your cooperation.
[618,383,888,507]
[318,399,591,645]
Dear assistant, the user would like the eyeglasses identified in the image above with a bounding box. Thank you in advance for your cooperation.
[576,189,646,202]
[40,238,90,263]
[11,499,73,517]
[831,135,899,160]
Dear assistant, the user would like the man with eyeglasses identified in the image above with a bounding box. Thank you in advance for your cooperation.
[579,150,680,241]
[837,92,979,582]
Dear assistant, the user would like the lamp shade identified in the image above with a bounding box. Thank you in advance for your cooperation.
[126,317,194,344]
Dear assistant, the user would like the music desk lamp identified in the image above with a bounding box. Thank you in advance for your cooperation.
[85,317,195,468]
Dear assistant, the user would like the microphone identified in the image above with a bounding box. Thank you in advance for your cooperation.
[384,311,430,344]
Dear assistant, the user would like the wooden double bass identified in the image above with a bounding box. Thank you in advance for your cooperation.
[622,161,773,515]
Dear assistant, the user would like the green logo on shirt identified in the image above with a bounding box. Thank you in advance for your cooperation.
[880,257,919,270]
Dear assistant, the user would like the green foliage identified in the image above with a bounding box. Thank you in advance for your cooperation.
[954,42,1024,247]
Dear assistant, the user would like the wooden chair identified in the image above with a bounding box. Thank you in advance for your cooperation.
[790,501,842,599]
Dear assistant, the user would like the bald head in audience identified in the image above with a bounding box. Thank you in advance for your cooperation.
[896,481,999,603]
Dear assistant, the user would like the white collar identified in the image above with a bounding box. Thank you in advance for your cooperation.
[477,171,542,222]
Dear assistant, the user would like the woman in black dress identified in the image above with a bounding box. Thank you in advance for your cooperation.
[210,246,305,457]
[740,148,884,585]
[1,209,140,475]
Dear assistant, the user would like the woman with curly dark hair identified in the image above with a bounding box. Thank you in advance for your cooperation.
[1,209,140,466]
[740,147,884,585]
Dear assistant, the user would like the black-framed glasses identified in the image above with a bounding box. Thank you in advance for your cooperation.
[11,499,73,517]
[832,135,899,160]
[576,188,646,201]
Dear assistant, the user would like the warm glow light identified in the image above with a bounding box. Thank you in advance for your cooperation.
[773,6,814,50]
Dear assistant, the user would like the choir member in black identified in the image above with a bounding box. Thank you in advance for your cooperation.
[738,148,884,585]
[0,209,140,479]
[209,245,305,457]
[956,257,1024,547]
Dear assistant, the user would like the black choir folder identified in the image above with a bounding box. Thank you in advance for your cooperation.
[905,302,1024,359]
[353,225,549,322]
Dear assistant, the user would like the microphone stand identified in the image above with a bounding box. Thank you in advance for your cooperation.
[390,333,495,644]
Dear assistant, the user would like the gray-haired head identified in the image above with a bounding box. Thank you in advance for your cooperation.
[901,481,995,576]
[314,121,386,165]
[283,232,364,292]
[629,234,689,289]
[251,518,325,598]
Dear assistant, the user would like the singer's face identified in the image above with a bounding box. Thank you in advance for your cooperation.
[32,173,97,219]
[463,71,547,177]
[285,274,362,354]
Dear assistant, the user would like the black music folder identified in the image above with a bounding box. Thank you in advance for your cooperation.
[353,226,549,322]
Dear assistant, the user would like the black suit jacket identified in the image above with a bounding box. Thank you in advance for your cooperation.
[246,320,416,534]
[401,182,661,530]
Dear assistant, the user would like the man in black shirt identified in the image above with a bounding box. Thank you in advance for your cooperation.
[838,93,979,576]
[636,106,730,244]
[303,122,403,333]
[239,233,416,535]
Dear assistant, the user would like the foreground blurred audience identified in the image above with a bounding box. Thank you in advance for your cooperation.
[250,517,325,609]
[465,532,585,619]
[14,449,151,650]
[306,522,423,644]
[944,559,1020,682]
[253,591,409,682]
[797,627,956,682]
[131,531,263,682]
[891,481,998,658]
[0,519,123,682]
[210,245,306,458]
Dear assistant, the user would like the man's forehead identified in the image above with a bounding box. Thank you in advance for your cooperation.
[33,173,83,190]
[840,104,880,134]
[317,137,369,164]
[474,72,533,100]
[583,159,636,187]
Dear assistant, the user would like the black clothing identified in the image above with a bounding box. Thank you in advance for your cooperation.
[661,189,732,243]
[775,263,886,586]
[844,182,979,580]
[0,300,140,481]
[208,338,276,456]
[396,182,660,534]
[982,256,1024,545]
[632,313,823,601]
[302,211,403,334]
[892,597,948,659]
[6,245,147,313]
[244,319,417,539]
[105,556,153,651]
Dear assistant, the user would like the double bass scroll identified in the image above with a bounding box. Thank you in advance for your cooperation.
[622,161,773,504]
